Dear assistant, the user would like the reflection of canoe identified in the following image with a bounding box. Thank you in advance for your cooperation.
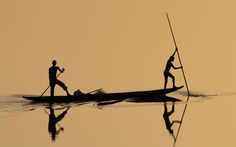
[22,86,183,103]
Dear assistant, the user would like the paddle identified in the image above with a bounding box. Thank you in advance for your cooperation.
[40,71,63,97]
[87,88,103,94]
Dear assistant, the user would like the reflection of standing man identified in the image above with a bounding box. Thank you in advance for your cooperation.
[164,48,182,89]
[45,106,70,141]
[163,102,181,138]
[49,60,70,96]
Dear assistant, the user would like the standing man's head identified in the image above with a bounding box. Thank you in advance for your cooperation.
[52,60,57,66]
[170,56,174,61]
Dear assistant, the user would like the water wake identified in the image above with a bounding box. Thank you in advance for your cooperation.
[174,91,236,98]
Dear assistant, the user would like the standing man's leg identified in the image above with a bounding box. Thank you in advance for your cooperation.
[55,80,70,96]
[50,83,55,97]
[169,73,176,88]
[164,74,168,89]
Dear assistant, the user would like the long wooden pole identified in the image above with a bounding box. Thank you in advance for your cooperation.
[166,12,191,147]
[166,12,190,96]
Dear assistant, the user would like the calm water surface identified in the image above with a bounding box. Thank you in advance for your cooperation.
[0,92,235,147]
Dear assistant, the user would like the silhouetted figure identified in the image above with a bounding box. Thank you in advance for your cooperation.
[45,106,70,141]
[164,48,182,89]
[49,60,70,96]
[163,102,181,138]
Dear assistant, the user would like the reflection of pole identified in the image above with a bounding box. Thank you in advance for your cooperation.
[173,95,190,147]
[166,12,191,147]
[166,12,190,96]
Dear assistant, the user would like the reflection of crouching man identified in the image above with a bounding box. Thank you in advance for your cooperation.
[49,60,70,96]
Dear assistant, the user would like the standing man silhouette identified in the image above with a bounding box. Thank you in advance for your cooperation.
[164,48,182,89]
[49,60,70,96]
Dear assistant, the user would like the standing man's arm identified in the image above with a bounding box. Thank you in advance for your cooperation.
[171,47,178,57]
[57,67,65,73]
[172,64,182,70]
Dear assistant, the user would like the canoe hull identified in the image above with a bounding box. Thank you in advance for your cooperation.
[23,86,183,103]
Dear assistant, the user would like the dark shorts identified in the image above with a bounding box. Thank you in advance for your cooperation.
[50,79,67,90]
[164,71,174,78]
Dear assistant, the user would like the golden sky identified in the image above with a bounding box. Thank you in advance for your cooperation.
[0,0,235,95]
